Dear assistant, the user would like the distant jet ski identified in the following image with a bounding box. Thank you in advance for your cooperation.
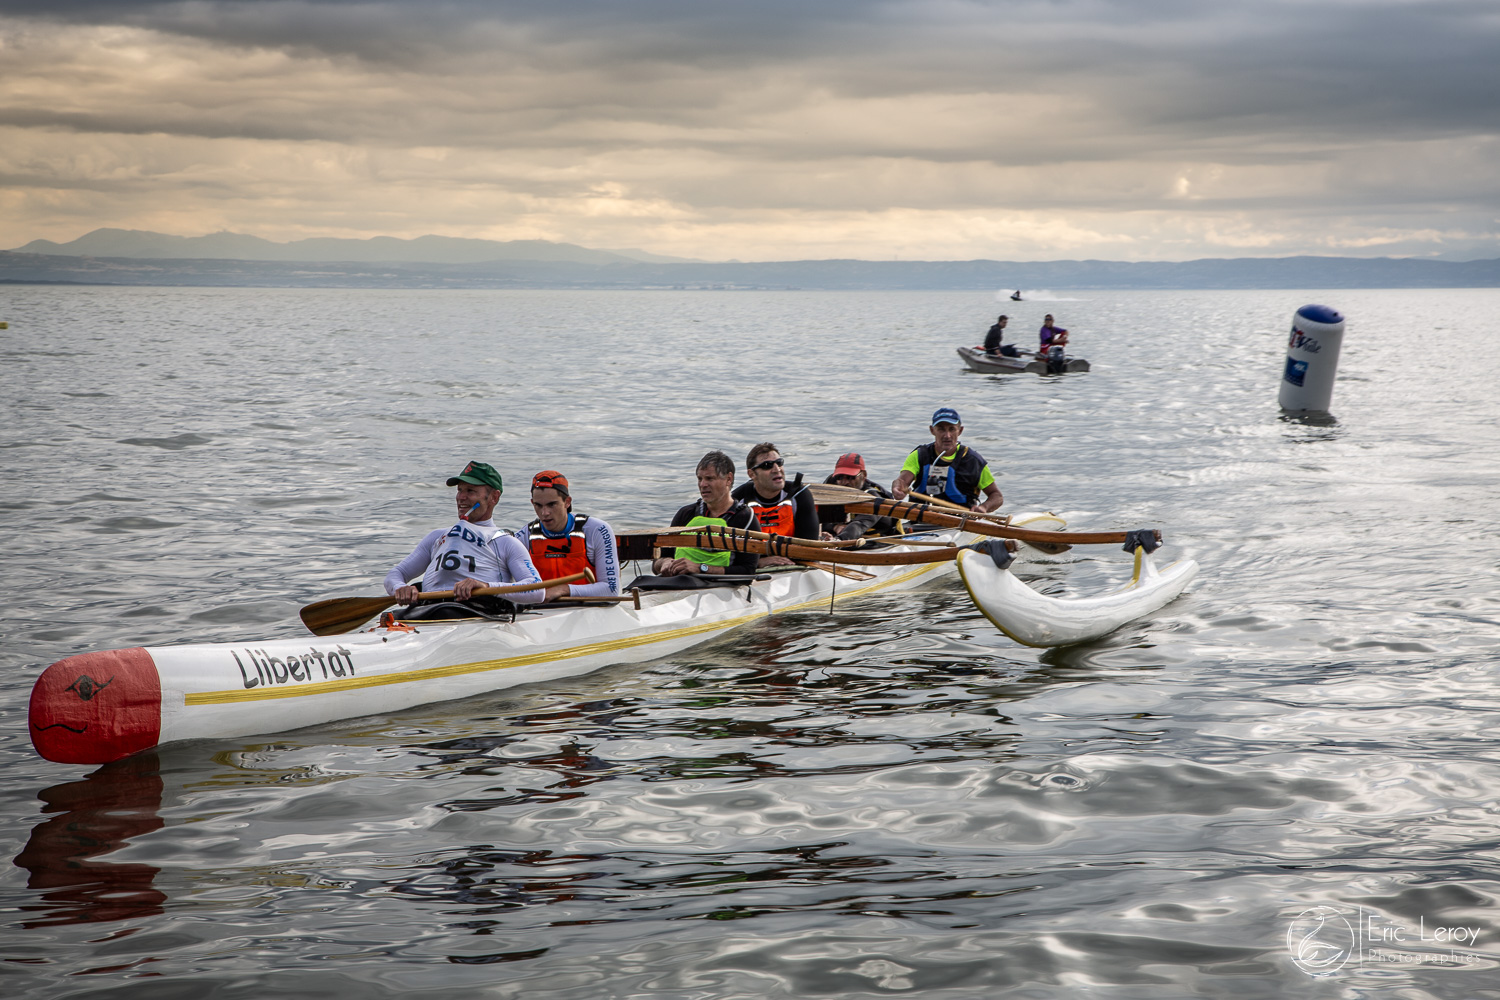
[1009,290,1022,301]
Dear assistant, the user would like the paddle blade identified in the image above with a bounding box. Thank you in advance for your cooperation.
[807,482,872,504]
[299,595,397,636]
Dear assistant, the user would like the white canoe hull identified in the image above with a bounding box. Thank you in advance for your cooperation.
[31,532,975,764]
[957,545,1198,647]
[957,346,1090,374]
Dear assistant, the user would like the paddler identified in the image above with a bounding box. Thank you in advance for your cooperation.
[652,450,761,577]
[513,470,620,601]
[384,461,545,613]
[821,452,902,543]
[891,408,1003,513]
[730,441,826,567]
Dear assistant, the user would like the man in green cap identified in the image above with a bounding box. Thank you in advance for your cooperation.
[383,460,543,607]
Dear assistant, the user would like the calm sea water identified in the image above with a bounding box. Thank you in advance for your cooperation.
[2,285,1498,999]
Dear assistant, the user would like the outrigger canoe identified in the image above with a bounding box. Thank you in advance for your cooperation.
[30,523,1013,766]
[957,346,1090,374]
[29,506,1194,766]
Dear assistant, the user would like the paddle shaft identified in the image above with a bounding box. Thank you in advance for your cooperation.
[805,482,1134,545]
[845,497,1143,546]
[300,570,593,636]
[903,491,1071,553]
[800,561,877,580]
[906,490,1005,519]
[624,521,959,565]
[411,571,590,602]
[623,524,954,550]
[544,590,643,609]
[652,531,959,566]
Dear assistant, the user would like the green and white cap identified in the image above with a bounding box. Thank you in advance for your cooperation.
[446,461,503,492]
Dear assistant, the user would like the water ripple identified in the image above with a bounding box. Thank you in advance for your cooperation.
[3,287,1500,997]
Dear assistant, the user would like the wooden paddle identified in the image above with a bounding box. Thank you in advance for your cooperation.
[300,570,593,636]
[907,491,1070,554]
[758,562,877,581]
[623,522,954,551]
[618,524,948,563]
[542,590,643,609]
[622,524,840,551]
[800,561,877,581]
[808,483,1148,546]
[813,483,1009,525]
[651,531,959,566]
[907,490,1007,519]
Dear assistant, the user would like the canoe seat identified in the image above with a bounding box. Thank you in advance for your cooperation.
[395,597,521,623]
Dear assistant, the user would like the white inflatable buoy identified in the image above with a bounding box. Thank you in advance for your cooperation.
[1278,304,1344,417]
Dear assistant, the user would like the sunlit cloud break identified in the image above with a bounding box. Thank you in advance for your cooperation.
[2,1,1499,261]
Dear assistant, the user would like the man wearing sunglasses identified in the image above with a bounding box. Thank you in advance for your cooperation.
[891,408,1004,513]
[730,442,824,567]
[513,470,620,602]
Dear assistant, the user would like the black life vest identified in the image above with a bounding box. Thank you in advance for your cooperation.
[916,443,987,507]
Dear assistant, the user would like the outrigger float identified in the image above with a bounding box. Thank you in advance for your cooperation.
[29,499,1196,765]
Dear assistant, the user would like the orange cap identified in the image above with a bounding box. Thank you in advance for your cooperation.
[531,470,569,495]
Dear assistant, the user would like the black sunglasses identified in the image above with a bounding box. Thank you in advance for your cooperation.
[752,457,785,471]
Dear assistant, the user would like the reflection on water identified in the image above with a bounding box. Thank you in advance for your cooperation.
[1278,408,1339,427]
[3,287,1500,997]
[13,754,165,928]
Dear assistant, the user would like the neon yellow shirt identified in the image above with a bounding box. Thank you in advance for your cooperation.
[673,515,733,567]
[901,449,996,490]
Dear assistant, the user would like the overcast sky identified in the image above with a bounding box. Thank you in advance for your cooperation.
[2,0,1498,261]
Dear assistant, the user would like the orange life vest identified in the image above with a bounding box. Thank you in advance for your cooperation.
[747,496,796,537]
[525,514,592,581]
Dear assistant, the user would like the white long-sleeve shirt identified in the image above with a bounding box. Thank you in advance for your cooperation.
[384,518,546,604]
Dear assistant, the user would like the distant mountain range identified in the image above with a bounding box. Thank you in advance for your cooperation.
[11,228,698,265]
[4,228,1499,289]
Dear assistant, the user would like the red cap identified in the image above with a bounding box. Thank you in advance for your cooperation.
[833,453,865,476]
[531,470,570,495]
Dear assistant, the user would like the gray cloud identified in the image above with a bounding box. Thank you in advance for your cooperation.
[1,1,1498,259]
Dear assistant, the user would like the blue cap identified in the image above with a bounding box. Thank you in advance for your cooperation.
[931,407,961,426]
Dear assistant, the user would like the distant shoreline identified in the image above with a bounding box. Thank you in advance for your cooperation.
[4,249,1499,291]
